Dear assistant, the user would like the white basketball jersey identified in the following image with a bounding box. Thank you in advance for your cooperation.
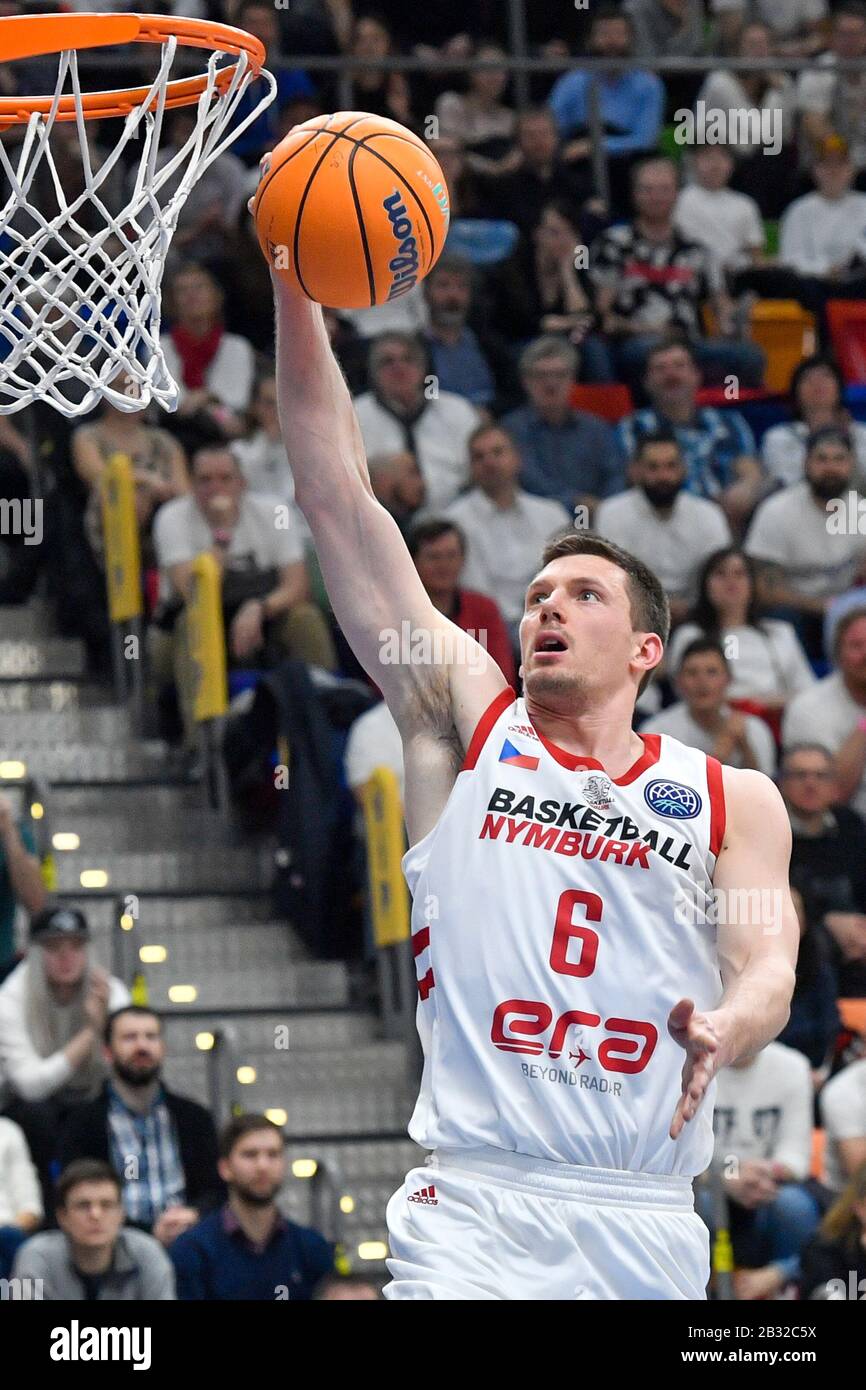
[402,687,726,1177]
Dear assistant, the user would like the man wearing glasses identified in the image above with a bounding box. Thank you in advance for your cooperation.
[780,742,866,996]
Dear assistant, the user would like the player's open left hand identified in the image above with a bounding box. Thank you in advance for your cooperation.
[667,998,722,1140]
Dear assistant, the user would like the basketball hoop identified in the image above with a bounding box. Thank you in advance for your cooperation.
[0,12,276,417]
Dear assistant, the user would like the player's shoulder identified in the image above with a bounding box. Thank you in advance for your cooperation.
[719,764,787,831]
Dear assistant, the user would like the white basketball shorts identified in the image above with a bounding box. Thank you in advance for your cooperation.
[384,1146,710,1300]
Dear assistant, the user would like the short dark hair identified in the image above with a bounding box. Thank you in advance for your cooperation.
[835,2,866,23]
[190,444,240,476]
[805,424,853,456]
[633,427,682,460]
[425,253,473,287]
[219,1113,286,1160]
[631,154,678,190]
[406,517,466,560]
[677,636,729,673]
[56,1160,122,1209]
[643,338,699,374]
[104,1004,162,1046]
[468,421,518,455]
[539,532,670,695]
[517,105,558,131]
[790,355,844,418]
[591,3,633,31]
[779,742,835,774]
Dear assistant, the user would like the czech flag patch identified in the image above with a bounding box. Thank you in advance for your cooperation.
[498,738,539,771]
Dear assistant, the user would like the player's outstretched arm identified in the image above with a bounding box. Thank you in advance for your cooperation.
[272,278,508,738]
[668,768,798,1139]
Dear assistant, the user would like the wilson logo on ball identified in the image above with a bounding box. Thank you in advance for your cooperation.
[382,189,419,301]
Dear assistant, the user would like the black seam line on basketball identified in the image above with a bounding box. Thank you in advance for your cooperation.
[287,126,440,263]
[354,131,438,263]
[253,113,364,217]
[348,140,377,309]
[293,129,350,302]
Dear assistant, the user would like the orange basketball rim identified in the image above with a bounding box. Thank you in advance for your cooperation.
[0,11,266,128]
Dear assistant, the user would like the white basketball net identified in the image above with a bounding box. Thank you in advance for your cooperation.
[0,37,275,417]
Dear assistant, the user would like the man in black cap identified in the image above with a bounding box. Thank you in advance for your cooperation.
[0,906,130,1214]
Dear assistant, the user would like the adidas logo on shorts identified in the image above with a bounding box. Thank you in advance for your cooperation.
[408,1184,438,1205]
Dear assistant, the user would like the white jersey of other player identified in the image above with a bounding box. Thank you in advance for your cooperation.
[403,687,726,1177]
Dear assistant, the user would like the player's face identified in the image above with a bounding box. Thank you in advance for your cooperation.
[677,654,729,712]
[220,1131,286,1204]
[519,555,645,705]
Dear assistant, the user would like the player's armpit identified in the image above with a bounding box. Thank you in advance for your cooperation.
[710,767,799,1067]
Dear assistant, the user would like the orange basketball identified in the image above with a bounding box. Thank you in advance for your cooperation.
[252,111,450,310]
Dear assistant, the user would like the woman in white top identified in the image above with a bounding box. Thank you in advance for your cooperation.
[761,355,866,490]
[434,44,516,176]
[698,23,795,158]
[697,21,796,218]
[666,546,815,710]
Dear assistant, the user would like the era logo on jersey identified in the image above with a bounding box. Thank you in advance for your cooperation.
[499,738,539,772]
[644,778,702,820]
[491,1000,658,1074]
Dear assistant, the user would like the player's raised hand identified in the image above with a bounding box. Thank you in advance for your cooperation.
[667,998,722,1140]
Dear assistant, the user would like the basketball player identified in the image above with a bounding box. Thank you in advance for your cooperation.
[272,281,798,1301]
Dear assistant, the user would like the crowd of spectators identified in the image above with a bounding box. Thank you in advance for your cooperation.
[2,0,866,1302]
